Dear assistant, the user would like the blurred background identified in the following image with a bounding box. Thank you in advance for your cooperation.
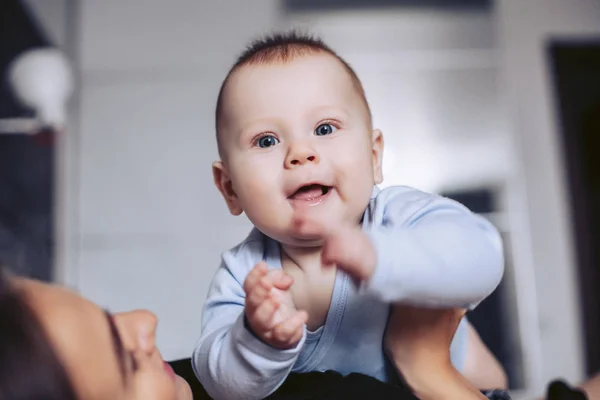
[1,0,598,398]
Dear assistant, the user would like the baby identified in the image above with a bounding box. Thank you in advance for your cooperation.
[192,32,506,400]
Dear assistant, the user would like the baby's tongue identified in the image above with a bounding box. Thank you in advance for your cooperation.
[291,185,323,200]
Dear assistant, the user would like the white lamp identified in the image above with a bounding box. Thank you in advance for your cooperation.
[7,47,74,131]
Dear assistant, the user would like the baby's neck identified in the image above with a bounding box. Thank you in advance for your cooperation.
[280,244,324,273]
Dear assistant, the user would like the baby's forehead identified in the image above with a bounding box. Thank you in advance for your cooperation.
[223,55,361,114]
[215,51,371,153]
[228,52,356,91]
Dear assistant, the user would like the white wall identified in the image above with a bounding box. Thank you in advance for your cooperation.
[285,8,511,193]
[496,0,600,395]
[66,0,280,360]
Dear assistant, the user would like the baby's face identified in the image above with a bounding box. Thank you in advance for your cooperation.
[215,53,383,247]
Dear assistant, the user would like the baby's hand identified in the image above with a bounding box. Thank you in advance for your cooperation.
[293,216,377,282]
[243,262,308,350]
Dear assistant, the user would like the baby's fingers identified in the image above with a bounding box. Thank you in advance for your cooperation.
[272,310,308,346]
[246,274,277,311]
[267,269,294,291]
[243,262,269,294]
[250,296,280,331]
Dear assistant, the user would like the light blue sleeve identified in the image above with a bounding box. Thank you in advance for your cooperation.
[362,187,504,309]
[191,245,306,400]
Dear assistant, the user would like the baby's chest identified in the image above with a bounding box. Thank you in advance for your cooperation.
[287,268,337,332]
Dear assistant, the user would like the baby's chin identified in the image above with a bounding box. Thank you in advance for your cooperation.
[278,233,325,250]
[253,225,322,248]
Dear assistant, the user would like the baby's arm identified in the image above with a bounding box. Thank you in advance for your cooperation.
[384,306,487,400]
[294,187,504,308]
[192,258,306,400]
[462,322,508,389]
[374,189,507,387]
[363,188,505,308]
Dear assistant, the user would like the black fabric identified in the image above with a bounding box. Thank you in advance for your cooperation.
[167,359,588,400]
[483,389,512,400]
[546,380,588,400]
[266,370,418,400]
[167,359,417,400]
[168,358,514,400]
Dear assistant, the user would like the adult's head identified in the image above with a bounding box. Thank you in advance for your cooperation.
[0,267,191,400]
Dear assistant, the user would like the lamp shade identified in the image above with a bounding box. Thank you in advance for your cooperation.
[7,48,74,130]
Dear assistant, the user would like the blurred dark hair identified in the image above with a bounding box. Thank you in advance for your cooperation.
[0,265,78,400]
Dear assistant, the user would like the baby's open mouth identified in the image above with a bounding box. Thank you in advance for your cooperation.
[289,184,331,201]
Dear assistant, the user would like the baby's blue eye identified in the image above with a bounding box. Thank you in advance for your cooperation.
[257,135,279,148]
[315,123,337,136]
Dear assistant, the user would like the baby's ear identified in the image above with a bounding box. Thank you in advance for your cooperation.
[371,129,384,184]
[212,161,243,216]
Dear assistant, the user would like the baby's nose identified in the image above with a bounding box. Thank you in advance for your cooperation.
[285,142,320,168]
